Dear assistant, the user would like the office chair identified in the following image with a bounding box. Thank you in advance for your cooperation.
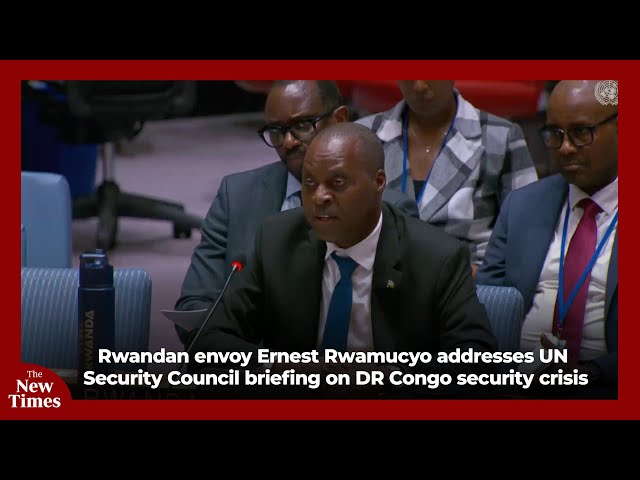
[21,267,152,371]
[24,81,203,250]
[476,285,524,353]
[21,171,72,268]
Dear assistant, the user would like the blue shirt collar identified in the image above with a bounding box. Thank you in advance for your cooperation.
[285,172,301,199]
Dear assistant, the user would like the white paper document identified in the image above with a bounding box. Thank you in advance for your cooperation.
[161,309,207,331]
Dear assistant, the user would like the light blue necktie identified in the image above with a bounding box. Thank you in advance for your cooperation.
[321,252,358,352]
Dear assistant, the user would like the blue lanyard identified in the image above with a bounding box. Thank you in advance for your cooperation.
[557,197,618,328]
[401,105,455,204]
[401,107,411,195]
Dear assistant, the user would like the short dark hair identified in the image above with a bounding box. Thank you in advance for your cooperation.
[272,80,343,111]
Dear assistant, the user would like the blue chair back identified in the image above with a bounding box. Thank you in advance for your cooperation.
[21,224,27,266]
[21,267,152,371]
[21,171,72,268]
[476,285,524,353]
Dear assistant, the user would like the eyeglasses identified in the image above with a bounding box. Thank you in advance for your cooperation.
[539,112,618,149]
[257,109,335,148]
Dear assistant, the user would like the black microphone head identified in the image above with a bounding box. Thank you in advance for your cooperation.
[231,254,247,271]
[186,253,249,356]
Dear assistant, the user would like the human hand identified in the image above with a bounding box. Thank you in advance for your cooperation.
[538,333,583,372]
[529,333,589,393]
[470,264,479,278]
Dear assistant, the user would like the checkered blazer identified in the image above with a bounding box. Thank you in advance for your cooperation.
[356,90,538,265]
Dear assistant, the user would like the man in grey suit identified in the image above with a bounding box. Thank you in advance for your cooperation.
[477,80,618,395]
[176,81,417,344]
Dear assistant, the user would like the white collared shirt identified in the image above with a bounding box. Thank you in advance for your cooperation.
[521,178,618,361]
[317,213,383,351]
[280,172,302,211]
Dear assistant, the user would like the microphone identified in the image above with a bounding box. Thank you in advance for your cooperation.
[177,255,247,372]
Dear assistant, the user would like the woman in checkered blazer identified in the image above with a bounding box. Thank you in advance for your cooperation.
[356,80,538,275]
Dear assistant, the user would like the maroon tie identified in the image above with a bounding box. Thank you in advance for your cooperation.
[553,198,603,363]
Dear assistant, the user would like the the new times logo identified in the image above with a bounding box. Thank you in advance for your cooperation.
[7,369,61,409]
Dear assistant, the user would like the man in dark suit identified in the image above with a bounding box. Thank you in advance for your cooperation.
[189,122,497,397]
[175,81,417,343]
[477,80,618,393]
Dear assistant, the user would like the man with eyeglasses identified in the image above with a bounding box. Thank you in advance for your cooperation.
[477,80,618,397]
[175,80,417,346]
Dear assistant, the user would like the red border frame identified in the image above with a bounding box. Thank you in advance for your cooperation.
[3,60,636,419]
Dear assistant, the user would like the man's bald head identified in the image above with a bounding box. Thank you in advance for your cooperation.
[309,122,385,178]
[549,80,617,117]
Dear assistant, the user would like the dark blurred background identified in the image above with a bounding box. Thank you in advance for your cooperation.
[190,81,267,117]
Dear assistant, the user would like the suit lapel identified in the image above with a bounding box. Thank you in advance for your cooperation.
[370,205,404,351]
[419,133,484,220]
[291,227,326,347]
[418,96,484,221]
[605,230,618,318]
[253,162,288,222]
[520,176,568,310]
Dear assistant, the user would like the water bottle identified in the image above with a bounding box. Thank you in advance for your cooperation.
[78,249,115,377]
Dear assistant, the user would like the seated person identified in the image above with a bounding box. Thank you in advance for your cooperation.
[189,122,497,398]
[477,80,618,393]
[175,80,417,344]
[356,80,538,275]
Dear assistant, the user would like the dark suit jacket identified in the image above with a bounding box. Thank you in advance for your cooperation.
[191,203,497,378]
[176,161,419,313]
[477,174,618,385]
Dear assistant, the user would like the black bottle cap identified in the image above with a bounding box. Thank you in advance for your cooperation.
[79,249,114,288]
